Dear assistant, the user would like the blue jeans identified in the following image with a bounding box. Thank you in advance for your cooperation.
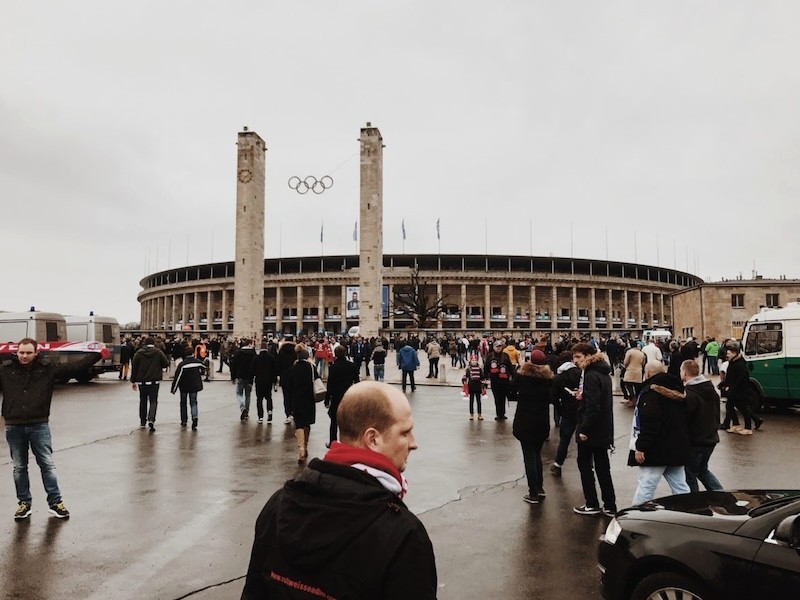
[373,364,385,381]
[685,446,723,493]
[179,391,198,423]
[632,465,690,505]
[236,379,253,412]
[554,417,576,466]
[6,423,62,506]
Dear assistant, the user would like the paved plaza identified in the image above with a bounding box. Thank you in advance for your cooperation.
[1,352,798,599]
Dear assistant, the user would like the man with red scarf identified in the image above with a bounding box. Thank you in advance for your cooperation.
[242,381,438,599]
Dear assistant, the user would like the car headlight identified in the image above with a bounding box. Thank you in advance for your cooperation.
[604,517,622,545]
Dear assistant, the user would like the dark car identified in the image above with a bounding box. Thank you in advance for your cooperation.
[598,490,800,600]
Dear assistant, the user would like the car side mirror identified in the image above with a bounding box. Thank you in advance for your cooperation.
[773,515,800,549]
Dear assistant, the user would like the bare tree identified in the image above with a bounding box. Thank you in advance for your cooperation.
[392,267,458,329]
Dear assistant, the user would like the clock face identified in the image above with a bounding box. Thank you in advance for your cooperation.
[238,169,252,183]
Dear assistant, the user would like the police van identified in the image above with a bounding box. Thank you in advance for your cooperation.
[0,310,109,383]
[65,314,122,378]
[741,302,800,409]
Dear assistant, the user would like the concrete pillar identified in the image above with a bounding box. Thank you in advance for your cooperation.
[233,128,266,339]
[171,295,177,333]
[590,288,597,330]
[275,287,283,332]
[530,285,536,331]
[460,284,467,329]
[206,292,212,335]
[551,287,558,330]
[571,285,577,329]
[623,292,629,332]
[507,284,514,329]
[660,294,665,327]
[297,286,304,335]
[484,284,491,329]
[220,291,226,333]
[358,123,384,339]
[182,294,187,330]
[318,285,325,332]
[608,289,614,332]
[388,284,395,330]
[637,292,643,333]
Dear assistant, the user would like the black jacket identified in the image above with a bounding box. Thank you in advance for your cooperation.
[512,365,553,441]
[130,346,170,383]
[325,357,359,415]
[277,342,297,384]
[251,350,278,386]
[720,354,750,403]
[575,353,614,448]
[483,351,514,386]
[551,363,581,422]
[685,378,721,447]
[231,347,257,382]
[285,360,316,428]
[0,352,101,425]
[629,373,690,467]
[170,357,205,394]
[241,458,437,600]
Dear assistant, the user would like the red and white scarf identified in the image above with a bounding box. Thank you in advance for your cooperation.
[324,441,408,499]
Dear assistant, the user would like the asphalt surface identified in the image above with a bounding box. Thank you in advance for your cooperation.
[1,354,799,600]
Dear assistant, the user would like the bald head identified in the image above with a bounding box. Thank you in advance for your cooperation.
[337,381,417,472]
[644,362,667,379]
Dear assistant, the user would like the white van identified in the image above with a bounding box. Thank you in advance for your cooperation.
[0,310,107,383]
[65,314,122,378]
[741,302,800,409]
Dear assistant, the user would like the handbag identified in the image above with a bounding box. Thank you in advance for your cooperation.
[311,364,327,402]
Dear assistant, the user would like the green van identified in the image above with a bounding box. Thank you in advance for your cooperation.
[742,302,800,409]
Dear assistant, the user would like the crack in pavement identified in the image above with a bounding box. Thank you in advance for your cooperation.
[418,476,525,516]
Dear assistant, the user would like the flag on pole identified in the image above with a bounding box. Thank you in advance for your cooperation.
[402,219,406,240]
[353,220,358,241]
[320,222,324,243]
[436,218,440,240]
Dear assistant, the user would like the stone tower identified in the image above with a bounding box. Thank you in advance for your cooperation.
[233,128,266,340]
[358,123,384,339]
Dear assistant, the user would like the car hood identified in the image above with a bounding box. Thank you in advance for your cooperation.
[618,490,800,534]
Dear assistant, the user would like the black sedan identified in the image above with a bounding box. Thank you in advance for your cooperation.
[598,489,800,600]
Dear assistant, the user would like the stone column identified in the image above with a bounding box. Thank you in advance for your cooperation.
[507,284,514,329]
[220,291,226,333]
[551,287,558,331]
[484,284,491,329]
[530,286,536,330]
[608,289,614,332]
[358,123,384,339]
[318,285,325,332]
[571,285,578,329]
[590,288,597,330]
[275,287,283,333]
[297,286,304,335]
[460,284,467,329]
[233,128,266,339]
[623,292,629,332]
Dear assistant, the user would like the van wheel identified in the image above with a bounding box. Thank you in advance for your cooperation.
[748,383,765,414]
[76,372,94,384]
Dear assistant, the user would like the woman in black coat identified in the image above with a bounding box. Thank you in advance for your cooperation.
[512,351,553,504]
[324,345,360,446]
[284,345,317,463]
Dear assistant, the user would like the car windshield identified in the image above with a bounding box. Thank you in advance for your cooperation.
[748,492,800,518]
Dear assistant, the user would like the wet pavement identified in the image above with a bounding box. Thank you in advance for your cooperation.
[1,353,799,599]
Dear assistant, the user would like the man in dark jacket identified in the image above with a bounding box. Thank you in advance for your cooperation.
[629,363,691,505]
[550,352,582,477]
[1,337,104,519]
[571,342,617,516]
[681,359,723,492]
[324,345,360,446]
[718,340,762,434]
[170,347,205,430]
[251,342,278,424]
[483,340,515,421]
[231,339,257,421]
[276,340,297,424]
[131,336,170,432]
[242,381,437,599]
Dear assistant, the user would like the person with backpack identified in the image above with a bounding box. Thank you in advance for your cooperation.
[464,358,486,420]
[170,345,205,430]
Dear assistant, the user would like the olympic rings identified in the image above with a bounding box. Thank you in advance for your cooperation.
[288,175,334,195]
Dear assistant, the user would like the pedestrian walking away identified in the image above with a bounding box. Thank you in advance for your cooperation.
[170,345,205,430]
[512,351,553,504]
[130,336,170,432]
[1,337,105,520]
[231,339,257,421]
[324,345,360,446]
[571,342,617,517]
[681,359,723,493]
[251,342,278,424]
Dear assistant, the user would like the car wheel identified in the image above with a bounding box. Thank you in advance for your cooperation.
[632,572,707,600]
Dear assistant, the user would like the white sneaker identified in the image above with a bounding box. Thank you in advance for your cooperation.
[257,418,264,424]
[283,416,293,424]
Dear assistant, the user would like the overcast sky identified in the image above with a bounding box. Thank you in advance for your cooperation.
[2,1,798,324]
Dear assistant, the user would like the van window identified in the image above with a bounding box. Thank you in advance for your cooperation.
[744,323,782,356]
[102,324,113,344]
[45,321,59,341]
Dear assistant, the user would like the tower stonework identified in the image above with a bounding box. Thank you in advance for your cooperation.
[358,123,384,339]
[233,129,266,339]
